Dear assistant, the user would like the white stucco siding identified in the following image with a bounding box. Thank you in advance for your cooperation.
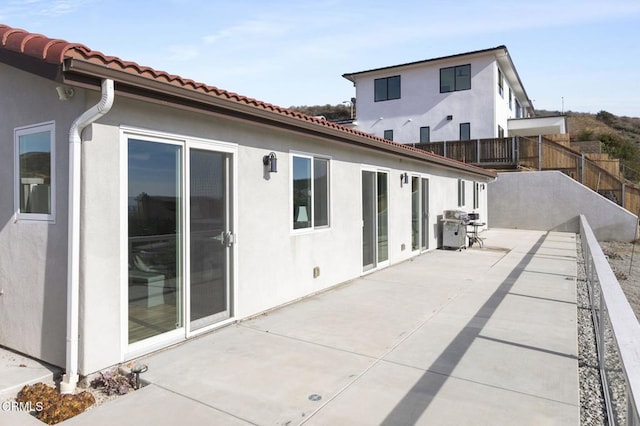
[353,55,499,143]
[494,64,518,136]
[0,62,494,374]
[0,63,85,367]
[79,118,123,375]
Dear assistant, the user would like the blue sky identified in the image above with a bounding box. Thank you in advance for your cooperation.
[2,0,640,117]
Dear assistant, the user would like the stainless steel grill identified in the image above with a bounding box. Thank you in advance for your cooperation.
[441,210,469,250]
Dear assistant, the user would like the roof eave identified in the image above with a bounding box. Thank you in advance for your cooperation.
[342,45,508,81]
[62,58,495,180]
[0,47,62,81]
[495,48,534,113]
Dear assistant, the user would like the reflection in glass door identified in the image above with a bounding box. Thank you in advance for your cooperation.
[362,170,388,271]
[362,171,376,271]
[189,149,231,330]
[127,138,233,346]
[411,177,430,252]
[421,178,429,250]
[411,177,420,251]
[377,172,388,263]
[128,139,183,344]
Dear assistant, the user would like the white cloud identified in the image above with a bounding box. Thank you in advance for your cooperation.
[203,19,290,45]
[166,44,200,62]
[0,0,89,19]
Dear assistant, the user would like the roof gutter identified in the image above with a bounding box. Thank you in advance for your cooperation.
[60,78,114,394]
[62,59,495,180]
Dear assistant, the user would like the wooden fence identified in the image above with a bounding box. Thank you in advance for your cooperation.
[416,136,640,221]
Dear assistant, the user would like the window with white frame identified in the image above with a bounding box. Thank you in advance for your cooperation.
[457,179,466,207]
[473,181,479,209]
[498,67,504,97]
[292,154,329,230]
[15,122,55,220]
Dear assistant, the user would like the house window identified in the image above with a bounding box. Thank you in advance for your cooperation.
[460,122,470,140]
[440,64,471,93]
[509,88,513,110]
[457,179,466,207]
[420,126,430,143]
[473,181,479,209]
[15,122,55,220]
[383,129,394,141]
[374,75,401,102]
[498,68,504,97]
[498,125,504,138]
[515,99,522,118]
[292,154,330,230]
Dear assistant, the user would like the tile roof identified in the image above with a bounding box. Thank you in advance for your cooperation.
[0,24,495,178]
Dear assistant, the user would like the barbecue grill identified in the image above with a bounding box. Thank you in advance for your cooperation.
[441,210,470,250]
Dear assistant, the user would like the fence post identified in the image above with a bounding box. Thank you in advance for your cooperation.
[538,135,542,171]
[622,183,626,208]
[443,140,447,158]
[581,154,586,184]
[477,139,481,163]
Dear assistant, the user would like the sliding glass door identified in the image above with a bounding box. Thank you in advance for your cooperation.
[128,139,183,344]
[411,177,430,252]
[362,170,388,272]
[127,135,234,347]
[421,178,430,250]
[188,148,231,330]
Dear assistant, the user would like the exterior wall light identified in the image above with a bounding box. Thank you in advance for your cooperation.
[263,152,278,173]
[400,172,409,187]
[446,115,453,121]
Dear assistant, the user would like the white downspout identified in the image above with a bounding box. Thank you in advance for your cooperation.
[61,79,114,393]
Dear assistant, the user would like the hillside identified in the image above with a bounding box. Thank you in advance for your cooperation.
[537,110,640,181]
[291,103,640,182]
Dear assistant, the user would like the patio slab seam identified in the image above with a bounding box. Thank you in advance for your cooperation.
[374,357,581,409]
[295,287,475,424]
[145,383,259,426]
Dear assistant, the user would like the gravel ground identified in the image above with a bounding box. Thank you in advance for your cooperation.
[577,236,609,426]
[578,239,640,425]
[600,240,640,321]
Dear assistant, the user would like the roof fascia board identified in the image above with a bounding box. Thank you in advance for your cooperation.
[0,48,62,81]
[495,50,534,111]
[63,58,495,180]
[343,45,507,82]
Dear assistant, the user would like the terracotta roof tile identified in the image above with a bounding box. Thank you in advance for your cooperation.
[0,23,494,177]
[0,25,88,63]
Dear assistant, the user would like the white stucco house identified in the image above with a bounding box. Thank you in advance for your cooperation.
[0,24,496,391]
[343,46,566,143]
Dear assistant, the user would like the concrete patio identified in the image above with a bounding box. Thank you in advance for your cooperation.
[3,228,579,425]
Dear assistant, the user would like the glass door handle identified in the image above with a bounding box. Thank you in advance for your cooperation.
[211,231,234,247]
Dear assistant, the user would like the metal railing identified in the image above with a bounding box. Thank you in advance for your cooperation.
[581,215,640,425]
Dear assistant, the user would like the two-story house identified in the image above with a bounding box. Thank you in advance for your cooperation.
[343,46,565,144]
